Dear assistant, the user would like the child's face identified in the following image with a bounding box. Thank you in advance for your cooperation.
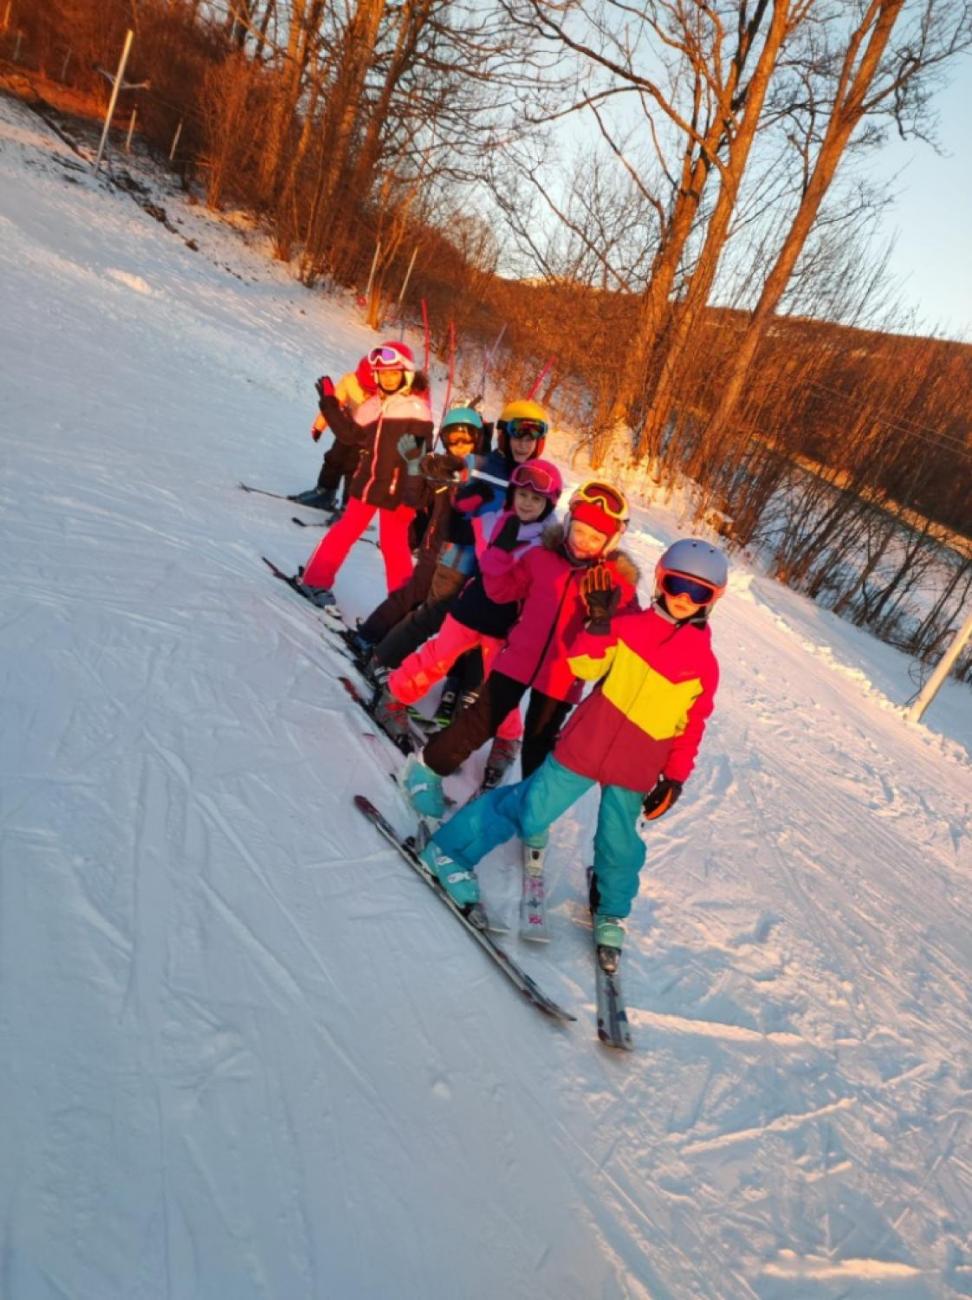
[376,366,405,393]
[509,433,538,463]
[568,519,609,558]
[662,590,704,620]
[445,429,476,455]
[513,487,547,523]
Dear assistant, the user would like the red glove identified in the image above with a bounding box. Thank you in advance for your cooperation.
[315,375,335,401]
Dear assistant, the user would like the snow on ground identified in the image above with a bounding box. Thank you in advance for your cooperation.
[1,92,971,1300]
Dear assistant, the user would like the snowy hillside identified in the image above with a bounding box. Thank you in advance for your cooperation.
[1,92,971,1300]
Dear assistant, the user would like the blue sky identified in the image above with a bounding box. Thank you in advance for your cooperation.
[875,59,972,341]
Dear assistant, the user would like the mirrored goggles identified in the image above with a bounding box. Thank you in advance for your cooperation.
[511,462,558,495]
[661,570,717,606]
[506,418,547,440]
[574,480,628,520]
[368,345,408,368]
[443,424,478,444]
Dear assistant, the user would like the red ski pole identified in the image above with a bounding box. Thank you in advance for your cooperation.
[527,356,555,400]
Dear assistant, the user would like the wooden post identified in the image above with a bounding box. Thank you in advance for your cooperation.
[168,118,183,162]
[93,29,133,174]
[125,107,137,153]
[395,245,419,310]
[363,238,382,306]
[907,608,972,723]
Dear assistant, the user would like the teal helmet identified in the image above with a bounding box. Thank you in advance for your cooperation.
[441,406,484,432]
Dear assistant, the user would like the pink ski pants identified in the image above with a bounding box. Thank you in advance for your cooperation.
[388,614,523,741]
[301,497,415,594]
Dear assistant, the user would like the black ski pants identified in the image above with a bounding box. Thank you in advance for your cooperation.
[317,438,359,503]
[423,669,572,780]
[367,562,469,670]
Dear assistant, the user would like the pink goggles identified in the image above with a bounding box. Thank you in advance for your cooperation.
[368,345,410,369]
[511,461,562,499]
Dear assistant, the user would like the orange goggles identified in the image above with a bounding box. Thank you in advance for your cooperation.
[573,480,628,521]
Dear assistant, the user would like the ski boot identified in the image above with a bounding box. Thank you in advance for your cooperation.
[593,915,625,975]
[372,686,412,749]
[346,627,375,662]
[401,753,446,820]
[481,736,520,790]
[299,581,337,610]
[419,841,482,914]
[293,486,337,510]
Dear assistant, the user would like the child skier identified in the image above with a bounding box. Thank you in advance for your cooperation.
[375,460,564,781]
[422,536,727,970]
[347,407,486,667]
[298,342,434,607]
[400,479,640,814]
[294,354,378,511]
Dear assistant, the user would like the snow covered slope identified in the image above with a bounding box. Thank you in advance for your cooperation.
[1,93,970,1300]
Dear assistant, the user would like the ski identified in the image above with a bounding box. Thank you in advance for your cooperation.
[291,514,338,529]
[587,870,633,1050]
[241,481,334,507]
[261,554,342,617]
[354,795,575,1024]
[519,846,549,943]
[240,481,294,500]
[262,553,314,600]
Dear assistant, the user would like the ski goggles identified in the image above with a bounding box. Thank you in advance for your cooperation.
[367,345,409,369]
[511,462,558,495]
[573,480,628,521]
[442,423,478,444]
[506,417,547,440]
[660,570,718,606]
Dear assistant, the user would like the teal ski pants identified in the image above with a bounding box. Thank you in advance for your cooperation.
[431,755,647,919]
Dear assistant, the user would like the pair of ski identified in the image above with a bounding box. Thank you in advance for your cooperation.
[354,798,632,1048]
[336,666,630,1047]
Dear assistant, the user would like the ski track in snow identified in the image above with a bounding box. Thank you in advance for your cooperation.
[1,92,971,1299]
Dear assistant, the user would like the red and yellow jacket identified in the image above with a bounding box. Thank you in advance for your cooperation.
[553,605,719,792]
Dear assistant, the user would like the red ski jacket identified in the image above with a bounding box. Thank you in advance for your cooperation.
[554,605,719,790]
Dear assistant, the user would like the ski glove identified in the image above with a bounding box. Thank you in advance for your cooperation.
[642,777,682,820]
[396,434,425,475]
[311,418,325,442]
[581,564,621,634]
[454,480,494,513]
[421,452,466,483]
[315,375,335,402]
[491,515,522,552]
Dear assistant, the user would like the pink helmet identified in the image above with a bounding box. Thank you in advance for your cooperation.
[510,459,563,507]
[368,341,416,388]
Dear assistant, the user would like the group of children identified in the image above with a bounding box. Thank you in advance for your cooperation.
[291,340,728,966]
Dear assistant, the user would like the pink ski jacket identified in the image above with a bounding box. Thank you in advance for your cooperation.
[481,525,640,702]
[554,605,719,790]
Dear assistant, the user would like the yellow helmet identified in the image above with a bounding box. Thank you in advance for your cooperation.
[496,399,549,457]
[498,399,548,427]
